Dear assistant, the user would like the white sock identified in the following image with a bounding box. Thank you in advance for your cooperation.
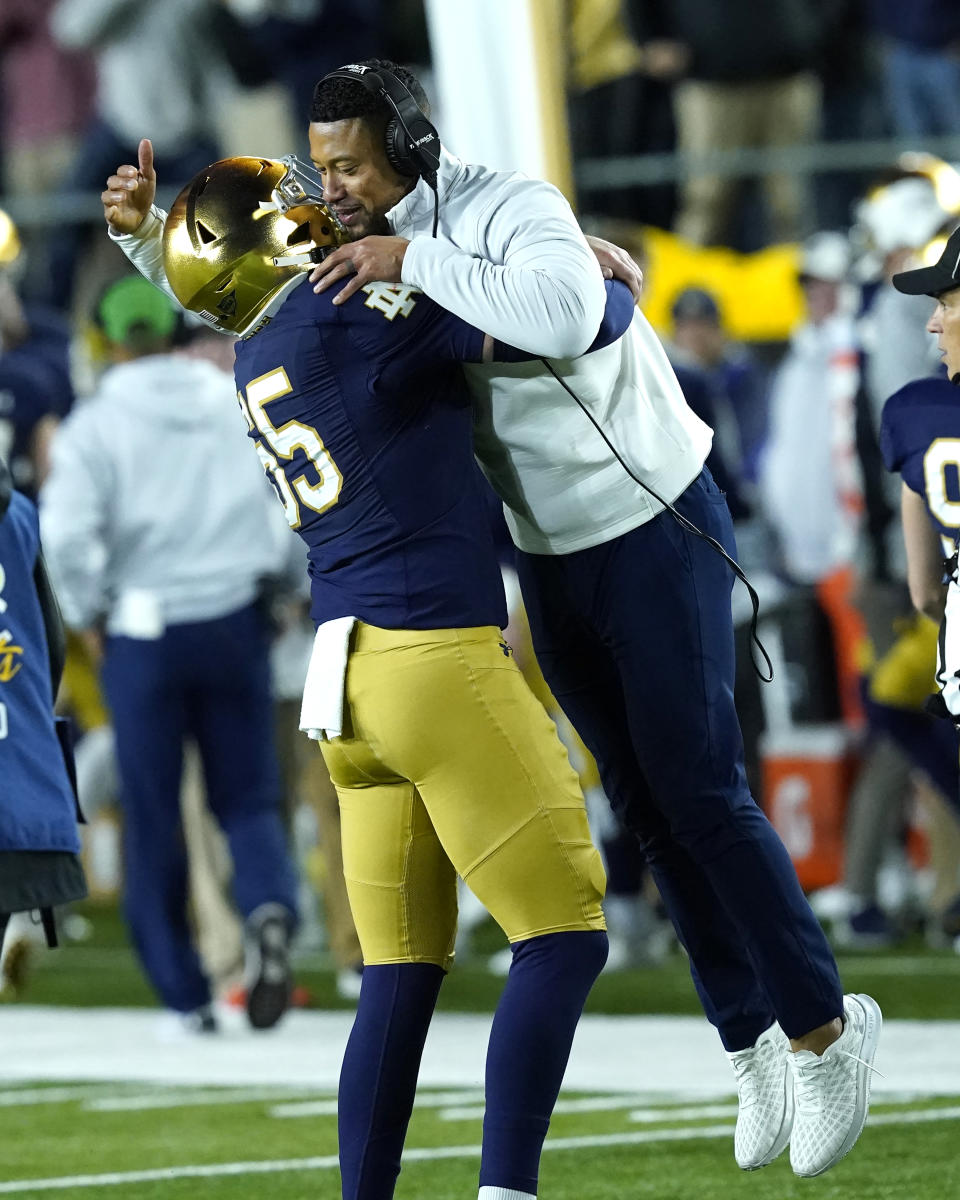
[478,1189,536,1200]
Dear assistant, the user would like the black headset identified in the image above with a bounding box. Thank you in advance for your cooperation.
[320,63,441,186]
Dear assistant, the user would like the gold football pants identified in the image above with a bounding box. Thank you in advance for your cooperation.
[320,623,606,970]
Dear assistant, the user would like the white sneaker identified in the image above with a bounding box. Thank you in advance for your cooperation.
[788,993,882,1177]
[154,1004,219,1042]
[727,1021,793,1169]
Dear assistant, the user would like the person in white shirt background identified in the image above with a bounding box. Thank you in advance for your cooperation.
[39,275,300,1035]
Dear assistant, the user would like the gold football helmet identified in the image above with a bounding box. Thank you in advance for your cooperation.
[162,155,342,336]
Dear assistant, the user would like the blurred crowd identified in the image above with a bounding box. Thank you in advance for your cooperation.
[572,0,960,245]
[2,0,960,1020]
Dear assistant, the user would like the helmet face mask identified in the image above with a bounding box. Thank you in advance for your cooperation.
[162,155,343,337]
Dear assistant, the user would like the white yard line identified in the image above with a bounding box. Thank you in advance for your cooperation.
[86,1087,327,1112]
[837,956,960,976]
[629,1103,740,1123]
[2,1009,959,1097]
[442,1094,649,1120]
[869,1105,960,1125]
[2,1108,960,1194]
[271,1089,485,1119]
[0,1086,134,1108]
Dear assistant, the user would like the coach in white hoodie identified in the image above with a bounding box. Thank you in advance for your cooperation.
[101,60,878,1185]
[40,276,299,1034]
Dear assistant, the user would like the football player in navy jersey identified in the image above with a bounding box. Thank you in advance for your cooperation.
[157,156,636,1200]
[876,372,960,804]
[891,227,960,738]
[0,211,75,500]
[0,456,87,955]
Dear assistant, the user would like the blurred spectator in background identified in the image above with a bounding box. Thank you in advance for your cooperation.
[0,0,95,292]
[626,0,827,248]
[0,0,94,192]
[866,0,960,137]
[760,232,866,725]
[47,0,237,309]
[816,1,888,232]
[265,547,365,1002]
[667,286,767,518]
[0,210,74,499]
[855,175,950,436]
[0,455,87,994]
[568,0,678,228]
[216,1,385,158]
[761,234,862,594]
[39,276,299,1035]
[850,173,953,596]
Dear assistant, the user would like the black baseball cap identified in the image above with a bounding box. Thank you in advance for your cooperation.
[892,225,960,298]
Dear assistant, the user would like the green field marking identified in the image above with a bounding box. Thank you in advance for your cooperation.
[84,1087,331,1112]
[270,1088,484,1119]
[16,901,960,1020]
[2,1087,960,1196]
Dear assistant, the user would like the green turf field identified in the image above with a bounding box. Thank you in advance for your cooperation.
[1,1081,959,1199]
[12,900,960,1019]
[2,902,959,1198]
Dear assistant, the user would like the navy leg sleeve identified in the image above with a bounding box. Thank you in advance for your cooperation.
[480,930,608,1194]
[338,963,445,1200]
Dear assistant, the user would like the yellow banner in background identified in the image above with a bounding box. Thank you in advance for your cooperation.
[642,227,806,343]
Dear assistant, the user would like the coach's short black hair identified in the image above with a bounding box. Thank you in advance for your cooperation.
[310,58,430,125]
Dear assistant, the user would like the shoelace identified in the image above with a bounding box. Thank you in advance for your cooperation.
[793,1047,884,1116]
[731,1038,779,1108]
[731,1054,758,1107]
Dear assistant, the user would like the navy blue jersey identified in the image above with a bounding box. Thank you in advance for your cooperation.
[0,491,81,851]
[0,337,74,499]
[881,376,960,553]
[233,278,507,629]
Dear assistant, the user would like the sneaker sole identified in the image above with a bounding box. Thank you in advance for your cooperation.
[245,918,291,1031]
[793,992,883,1178]
[740,1055,795,1170]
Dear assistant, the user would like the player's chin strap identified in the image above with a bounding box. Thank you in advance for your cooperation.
[272,244,338,268]
[539,358,773,683]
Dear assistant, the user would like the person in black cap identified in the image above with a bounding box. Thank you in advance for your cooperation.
[892,224,960,384]
[668,286,766,511]
[887,225,960,815]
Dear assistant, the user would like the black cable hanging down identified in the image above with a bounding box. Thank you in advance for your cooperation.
[426,173,440,238]
[539,358,774,683]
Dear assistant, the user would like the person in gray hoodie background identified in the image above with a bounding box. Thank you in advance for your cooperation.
[39,275,299,1034]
